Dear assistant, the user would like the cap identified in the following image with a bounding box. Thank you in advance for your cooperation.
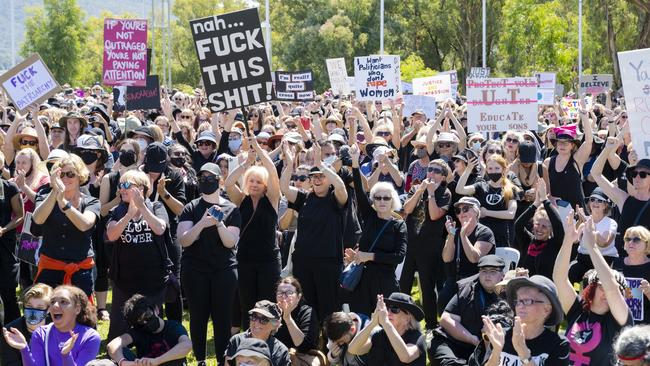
[129,126,154,140]
[383,292,425,321]
[248,300,282,320]
[75,135,105,150]
[229,338,271,362]
[589,187,611,204]
[436,132,459,144]
[327,133,346,145]
[454,196,481,208]
[199,162,221,177]
[518,141,537,164]
[196,131,217,144]
[478,255,506,269]
[143,142,168,173]
[308,166,324,175]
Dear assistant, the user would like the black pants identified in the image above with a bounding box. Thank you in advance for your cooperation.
[107,284,166,342]
[292,257,342,323]
[36,267,94,297]
[94,219,111,293]
[429,336,474,366]
[0,241,20,326]
[182,266,237,363]
[400,246,445,329]
[164,237,183,323]
[569,253,618,284]
[350,266,399,316]
[238,259,281,329]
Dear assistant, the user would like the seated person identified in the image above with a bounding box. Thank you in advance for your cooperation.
[0,283,53,366]
[107,294,192,366]
[429,255,505,366]
[324,311,371,366]
[227,338,272,366]
[225,300,291,366]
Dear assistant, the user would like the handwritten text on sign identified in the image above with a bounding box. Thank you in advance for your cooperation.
[0,54,60,112]
[103,19,148,87]
[625,278,645,321]
[326,58,350,95]
[353,55,400,101]
[618,48,650,159]
[413,75,451,102]
[466,78,538,133]
[579,74,613,96]
[191,8,273,112]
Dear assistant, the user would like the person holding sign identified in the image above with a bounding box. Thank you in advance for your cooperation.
[612,226,650,324]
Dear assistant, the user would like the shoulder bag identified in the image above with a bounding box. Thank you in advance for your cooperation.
[340,220,391,292]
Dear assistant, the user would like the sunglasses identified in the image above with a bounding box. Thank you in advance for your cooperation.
[198,175,218,183]
[624,236,644,243]
[291,175,309,182]
[387,306,402,314]
[437,142,452,149]
[514,299,547,307]
[286,124,296,129]
[21,140,38,146]
[428,167,444,174]
[487,149,503,155]
[455,205,472,215]
[376,131,391,137]
[249,314,270,325]
[180,115,192,120]
[628,170,649,179]
[118,182,138,190]
[621,115,628,119]
[197,141,215,147]
[505,137,519,144]
[373,196,391,201]
[588,197,606,204]
[60,171,77,179]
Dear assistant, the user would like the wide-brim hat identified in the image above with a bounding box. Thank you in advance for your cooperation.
[365,139,390,157]
[59,112,88,130]
[625,159,650,181]
[320,115,343,130]
[12,127,39,149]
[227,338,271,364]
[506,275,563,326]
[410,135,428,148]
[383,292,424,321]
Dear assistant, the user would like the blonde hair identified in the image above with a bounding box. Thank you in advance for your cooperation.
[243,166,269,195]
[15,148,42,175]
[120,170,151,196]
[23,283,54,305]
[148,125,164,143]
[624,226,650,255]
[54,154,89,184]
[369,182,402,211]
[486,155,519,204]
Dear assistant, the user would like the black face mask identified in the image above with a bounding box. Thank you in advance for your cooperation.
[141,313,160,333]
[170,157,185,168]
[199,180,219,195]
[119,150,136,167]
[80,151,99,165]
[487,173,502,183]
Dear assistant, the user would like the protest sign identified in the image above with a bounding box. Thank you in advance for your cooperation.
[403,95,436,119]
[113,86,127,112]
[537,89,555,105]
[190,8,273,112]
[347,76,356,91]
[534,72,556,89]
[618,48,650,159]
[326,58,350,95]
[125,75,160,110]
[625,278,645,322]
[579,74,613,96]
[103,18,148,87]
[468,67,490,79]
[555,84,565,98]
[353,55,400,101]
[413,74,451,102]
[440,70,459,98]
[274,71,315,101]
[561,98,580,120]
[466,77,538,133]
[0,54,61,112]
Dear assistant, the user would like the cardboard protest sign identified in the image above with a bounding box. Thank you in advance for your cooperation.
[534,72,556,89]
[125,75,160,110]
[468,67,490,79]
[537,89,555,105]
[326,58,350,95]
[274,71,315,101]
[347,77,356,91]
[413,75,451,102]
[579,74,613,96]
[403,95,436,119]
[103,18,148,87]
[0,54,61,112]
[561,98,580,120]
[618,48,650,159]
[465,77,538,133]
[625,278,645,322]
[353,55,400,101]
[113,86,127,112]
[191,8,273,112]
[439,70,459,98]
[555,84,565,98]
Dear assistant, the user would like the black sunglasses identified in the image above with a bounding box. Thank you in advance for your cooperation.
[60,171,77,179]
[21,140,38,146]
[437,142,452,148]
[249,313,270,325]
[196,141,215,147]
[588,197,606,204]
[291,175,309,182]
[428,167,444,175]
[487,149,503,155]
[376,131,391,137]
[628,170,649,180]
[505,137,519,144]
[387,306,402,314]
[198,175,218,183]
[624,236,643,243]
[455,205,472,215]
[373,196,391,201]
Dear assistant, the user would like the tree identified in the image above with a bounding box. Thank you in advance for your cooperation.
[400,54,437,82]
[22,0,87,84]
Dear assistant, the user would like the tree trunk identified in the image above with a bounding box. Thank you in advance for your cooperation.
[605,0,621,88]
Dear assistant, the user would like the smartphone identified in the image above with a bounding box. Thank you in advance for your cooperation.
[208,206,224,221]
[299,116,311,130]
[88,115,98,123]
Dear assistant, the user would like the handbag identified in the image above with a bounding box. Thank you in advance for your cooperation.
[16,213,42,265]
[340,220,391,292]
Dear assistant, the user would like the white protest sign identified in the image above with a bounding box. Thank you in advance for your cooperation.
[347,77,355,91]
[537,89,555,105]
[534,72,556,89]
[625,278,645,322]
[440,70,459,98]
[466,77,538,133]
[579,74,613,95]
[468,67,491,79]
[326,58,350,96]
[555,84,565,97]
[0,54,61,113]
[561,98,580,120]
[403,95,437,119]
[413,74,451,102]
[618,48,650,159]
[353,55,400,101]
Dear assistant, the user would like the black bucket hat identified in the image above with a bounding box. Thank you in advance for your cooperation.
[506,275,563,326]
[383,292,424,321]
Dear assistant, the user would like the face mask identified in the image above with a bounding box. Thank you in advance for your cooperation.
[141,313,160,333]
[170,157,185,168]
[323,155,337,166]
[472,142,482,151]
[199,180,219,195]
[228,138,242,152]
[119,150,136,167]
[487,173,502,183]
[136,138,148,151]
[80,151,99,165]
[416,149,427,159]
[24,308,48,326]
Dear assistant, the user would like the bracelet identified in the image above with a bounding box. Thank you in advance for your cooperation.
[118,358,126,366]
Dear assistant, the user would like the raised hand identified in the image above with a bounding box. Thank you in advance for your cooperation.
[60,331,78,356]
[563,209,583,244]
[2,328,28,350]
[511,317,530,359]
[581,217,597,251]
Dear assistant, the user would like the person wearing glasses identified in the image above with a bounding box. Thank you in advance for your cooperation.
[4,105,50,163]
[554,214,632,366]
[31,155,100,296]
[225,301,291,366]
[274,277,320,357]
[2,285,100,366]
[401,158,452,330]
[482,275,569,366]
[501,131,522,165]
[178,162,241,366]
[612,226,650,324]
[348,293,426,366]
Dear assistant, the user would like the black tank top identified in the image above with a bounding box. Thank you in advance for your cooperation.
[237,195,280,262]
[549,155,585,208]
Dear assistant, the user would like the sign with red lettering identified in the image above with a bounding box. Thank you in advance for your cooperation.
[466,77,538,133]
[413,74,451,102]
[0,53,61,113]
[619,48,650,159]
[125,75,160,110]
[353,55,400,101]
[103,18,148,87]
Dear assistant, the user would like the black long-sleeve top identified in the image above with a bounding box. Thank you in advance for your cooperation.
[352,167,407,269]
[514,199,564,278]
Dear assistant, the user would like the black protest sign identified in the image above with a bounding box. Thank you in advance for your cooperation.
[126,75,160,110]
[275,71,315,101]
[190,8,273,112]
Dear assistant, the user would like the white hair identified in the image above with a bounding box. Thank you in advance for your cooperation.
[369,182,402,211]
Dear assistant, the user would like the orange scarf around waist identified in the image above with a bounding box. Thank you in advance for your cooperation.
[35,254,95,286]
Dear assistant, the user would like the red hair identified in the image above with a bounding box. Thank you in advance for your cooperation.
[581,283,598,312]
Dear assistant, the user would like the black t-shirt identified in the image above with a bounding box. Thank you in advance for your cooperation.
[148,168,186,238]
[274,302,319,352]
[178,197,241,272]
[616,196,650,255]
[127,320,188,366]
[225,332,291,366]
[237,195,280,262]
[472,181,515,239]
[290,188,347,261]
[405,184,451,250]
[0,180,20,260]
[445,223,496,279]
[0,316,30,365]
[109,201,170,294]
[499,328,570,366]
[32,192,101,262]
[565,297,633,366]
[612,258,650,324]
[367,328,426,366]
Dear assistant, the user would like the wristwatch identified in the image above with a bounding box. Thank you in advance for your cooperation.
[62,201,72,211]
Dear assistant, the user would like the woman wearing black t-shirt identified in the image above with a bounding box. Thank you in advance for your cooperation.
[105,170,169,341]
[280,142,348,323]
[32,154,100,296]
[274,277,320,354]
[612,226,650,324]
[225,136,282,329]
[178,162,241,366]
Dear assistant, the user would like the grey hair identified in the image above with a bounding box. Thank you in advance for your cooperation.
[613,325,650,364]
[370,182,402,211]
[407,314,421,332]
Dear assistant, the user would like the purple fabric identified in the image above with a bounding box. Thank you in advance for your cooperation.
[20,323,100,366]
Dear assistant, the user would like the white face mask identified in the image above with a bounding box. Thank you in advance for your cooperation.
[323,155,337,166]
[136,138,148,151]
[472,142,482,151]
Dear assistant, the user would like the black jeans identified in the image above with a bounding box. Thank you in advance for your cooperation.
[36,267,94,296]
[400,246,445,329]
[182,266,237,363]
[292,257,342,323]
[163,237,183,322]
[0,247,20,326]
[429,335,475,366]
[94,218,111,293]
[107,284,166,342]
[238,259,281,329]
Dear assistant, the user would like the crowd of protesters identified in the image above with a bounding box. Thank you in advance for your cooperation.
[0,82,648,366]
